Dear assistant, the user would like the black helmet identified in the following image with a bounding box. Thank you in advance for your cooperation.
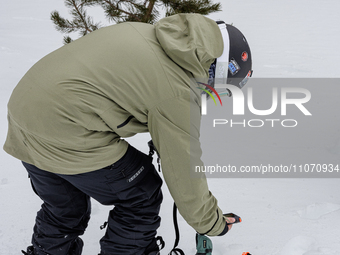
[208,21,253,92]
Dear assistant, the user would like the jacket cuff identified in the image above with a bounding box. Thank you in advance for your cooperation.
[218,222,229,236]
[201,208,227,236]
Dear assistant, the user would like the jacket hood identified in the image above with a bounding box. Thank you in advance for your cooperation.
[154,14,224,79]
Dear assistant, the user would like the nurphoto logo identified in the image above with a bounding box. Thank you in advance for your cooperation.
[199,82,312,128]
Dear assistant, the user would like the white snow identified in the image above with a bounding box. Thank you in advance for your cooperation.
[1,0,340,254]
[297,203,340,220]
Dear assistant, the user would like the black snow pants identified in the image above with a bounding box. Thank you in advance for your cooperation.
[23,145,163,255]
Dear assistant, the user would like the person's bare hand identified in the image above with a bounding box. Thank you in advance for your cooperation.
[226,217,236,231]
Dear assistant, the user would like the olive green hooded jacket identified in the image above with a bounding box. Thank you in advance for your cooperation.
[4,14,227,236]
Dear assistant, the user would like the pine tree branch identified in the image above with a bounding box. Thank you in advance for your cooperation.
[162,0,221,16]
[51,0,101,43]
[143,0,156,23]
[63,36,74,44]
[51,11,78,33]
[51,0,222,43]
[69,0,95,34]
[101,0,143,22]
[119,0,144,10]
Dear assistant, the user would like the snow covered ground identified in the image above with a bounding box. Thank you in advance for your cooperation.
[1,0,340,254]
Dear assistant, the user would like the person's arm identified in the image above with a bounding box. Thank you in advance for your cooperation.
[148,93,228,236]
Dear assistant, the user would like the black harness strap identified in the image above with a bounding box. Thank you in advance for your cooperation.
[169,203,185,255]
[148,140,185,254]
[148,140,161,172]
